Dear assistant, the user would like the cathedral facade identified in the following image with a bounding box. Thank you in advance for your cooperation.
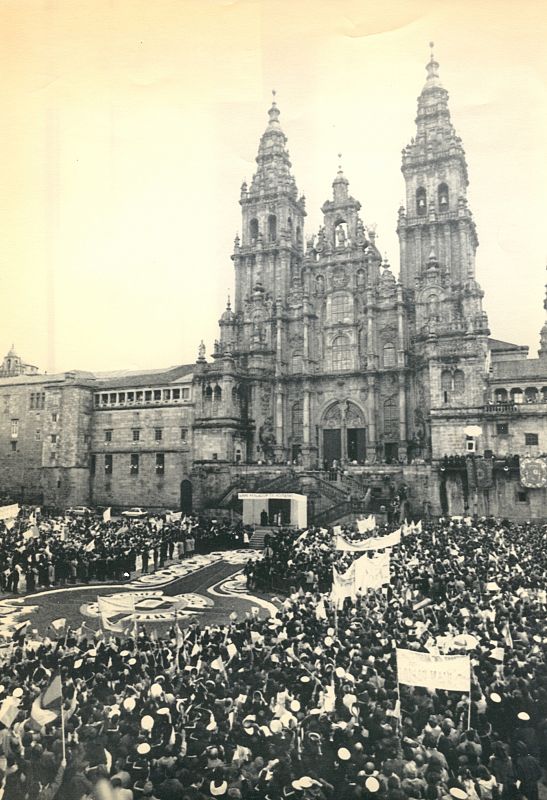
[193,50,489,470]
[1,49,546,520]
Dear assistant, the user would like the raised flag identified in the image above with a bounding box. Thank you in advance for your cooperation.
[0,695,21,728]
[103,507,111,523]
[396,648,471,693]
[31,672,63,726]
[50,618,66,632]
[98,597,134,634]
[85,539,96,552]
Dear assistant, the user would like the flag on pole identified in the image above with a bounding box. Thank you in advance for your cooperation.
[51,618,66,632]
[103,507,111,523]
[31,672,63,726]
[98,597,134,634]
[85,539,96,552]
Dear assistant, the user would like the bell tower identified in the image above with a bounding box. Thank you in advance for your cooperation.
[398,43,479,290]
[233,93,306,312]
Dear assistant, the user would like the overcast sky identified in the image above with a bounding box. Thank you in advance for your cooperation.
[1,0,546,374]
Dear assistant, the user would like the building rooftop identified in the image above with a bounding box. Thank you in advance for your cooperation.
[488,337,528,353]
[93,364,194,389]
[491,357,547,382]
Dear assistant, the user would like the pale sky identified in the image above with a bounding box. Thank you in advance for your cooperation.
[1,0,546,374]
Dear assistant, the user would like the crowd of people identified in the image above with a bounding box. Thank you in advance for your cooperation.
[0,513,545,800]
[0,510,249,594]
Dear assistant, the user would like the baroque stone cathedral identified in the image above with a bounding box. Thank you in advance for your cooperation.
[2,46,546,519]
[193,46,489,469]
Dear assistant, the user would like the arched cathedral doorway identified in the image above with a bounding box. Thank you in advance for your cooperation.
[321,401,366,466]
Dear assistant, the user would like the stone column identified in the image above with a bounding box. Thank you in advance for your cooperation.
[398,373,407,462]
[273,382,284,461]
[367,376,377,461]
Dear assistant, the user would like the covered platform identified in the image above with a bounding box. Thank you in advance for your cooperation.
[238,492,307,528]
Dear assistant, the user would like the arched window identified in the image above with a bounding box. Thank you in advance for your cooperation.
[292,400,303,441]
[454,370,465,395]
[204,386,213,402]
[332,334,351,371]
[525,387,538,403]
[383,397,398,438]
[249,218,258,242]
[495,388,508,403]
[438,182,449,210]
[416,187,427,216]
[231,385,239,402]
[296,225,302,244]
[213,385,222,401]
[356,269,366,289]
[441,370,452,404]
[287,217,293,238]
[541,387,547,403]
[383,342,396,368]
[330,292,353,323]
[510,387,523,404]
[268,214,277,241]
[291,352,303,374]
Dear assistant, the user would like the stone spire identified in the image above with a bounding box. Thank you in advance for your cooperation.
[248,92,298,198]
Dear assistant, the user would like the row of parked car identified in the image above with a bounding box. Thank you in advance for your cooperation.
[64,506,168,519]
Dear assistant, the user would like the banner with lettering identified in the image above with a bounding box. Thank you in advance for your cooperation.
[336,528,401,553]
[396,648,470,692]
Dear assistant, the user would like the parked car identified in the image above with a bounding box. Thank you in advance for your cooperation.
[66,506,93,516]
[121,507,148,518]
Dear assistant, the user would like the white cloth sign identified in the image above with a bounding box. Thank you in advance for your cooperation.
[354,551,391,591]
[331,564,357,609]
[396,648,471,692]
[0,503,19,521]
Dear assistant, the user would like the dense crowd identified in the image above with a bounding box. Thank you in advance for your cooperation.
[0,514,545,800]
[0,511,249,594]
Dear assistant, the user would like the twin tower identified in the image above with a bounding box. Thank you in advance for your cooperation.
[192,48,489,468]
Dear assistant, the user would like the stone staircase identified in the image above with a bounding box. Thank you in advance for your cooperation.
[249,527,270,549]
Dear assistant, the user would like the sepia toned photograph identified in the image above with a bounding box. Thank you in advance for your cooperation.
[0,1,545,798]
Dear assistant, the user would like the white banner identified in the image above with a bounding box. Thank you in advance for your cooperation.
[354,551,391,591]
[103,507,111,522]
[336,528,401,553]
[0,503,20,521]
[396,648,470,692]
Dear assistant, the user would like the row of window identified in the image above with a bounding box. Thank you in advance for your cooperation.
[94,453,165,476]
[94,387,191,408]
[104,428,188,443]
[29,392,46,410]
[495,424,539,445]
[493,387,547,404]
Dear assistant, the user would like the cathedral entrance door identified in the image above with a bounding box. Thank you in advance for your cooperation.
[180,479,193,513]
[347,428,366,462]
[323,429,341,465]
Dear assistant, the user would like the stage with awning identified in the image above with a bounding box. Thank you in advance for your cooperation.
[238,492,307,528]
